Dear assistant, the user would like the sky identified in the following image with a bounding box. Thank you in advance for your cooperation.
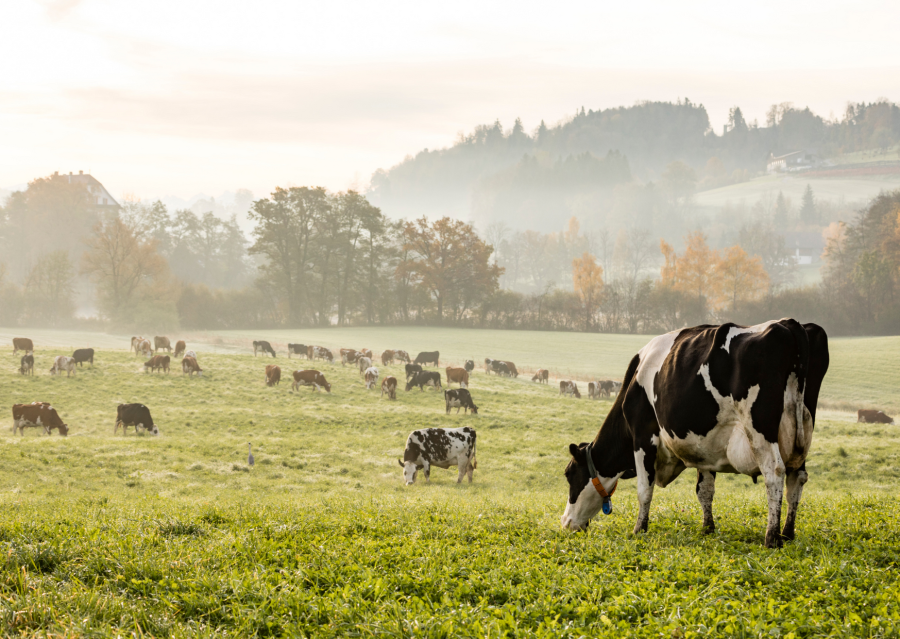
[2,0,899,204]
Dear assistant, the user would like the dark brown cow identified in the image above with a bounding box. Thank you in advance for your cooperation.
[144,355,171,373]
[12,402,68,436]
[291,369,331,392]
[381,376,398,400]
[174,340,186,357]
[341,348,362,366]
[532,369,549,384]
[182,356,203,377]
[381,350,395,365]
[446,366,469,388]
[266,364,281,387]
[154,336,172,352]
[502,361,519,378]
[13,337,33,355]
[858,409,894,424]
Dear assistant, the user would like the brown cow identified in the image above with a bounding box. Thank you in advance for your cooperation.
[559,380,581,398]
[12,402,68,436]
[446,366,469,388]
[174,340,186,357]
[310,346,333,362]
[291,369,331,392]
[341,349,361,366]
[502,361,519,378]
[144,355,170,373]
[381,350,395,365]
[13,337,33,355]
[154,336,172,352]
[858,409,894,424]
[364,366,379,390]
[138,339,153,357]
[266,364,281,387]
[360,348,373,359]
[381,376,398,400]
[182,356,203,377]
[532,369,549,384]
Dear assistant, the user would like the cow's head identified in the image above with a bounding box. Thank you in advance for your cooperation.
[561,442,616,532]
[57,423,69,436]
[405,380,414,392]
[398,459,419,485]
[469,401,478,415]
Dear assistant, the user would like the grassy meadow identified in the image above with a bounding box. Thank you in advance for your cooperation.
[1,328,899,636]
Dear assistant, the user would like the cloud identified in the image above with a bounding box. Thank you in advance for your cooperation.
[38,0,84,22]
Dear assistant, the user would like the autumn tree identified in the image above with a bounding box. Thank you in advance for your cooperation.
[716,246,769,312]
[398,217,502,324]
[572,252,605,331]
[658,232,718,322]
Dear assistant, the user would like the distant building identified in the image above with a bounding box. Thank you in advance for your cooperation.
[54,170,120,209]
[783,231,825,265]
[766,151,817,174]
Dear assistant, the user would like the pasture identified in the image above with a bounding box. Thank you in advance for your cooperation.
[1,328,899,636]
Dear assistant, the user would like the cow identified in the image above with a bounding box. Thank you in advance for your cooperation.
[364,367,379,390]
[414,351,440,367]
[19,354,34,376]
[484,358,495,374]
[464,360,475,372]
[288,343,307,359]
[858,409,894,424]
[587,381,600,399]
[381,376,398,400]
[446,366,469,388]
[253,340,276,358]
[130,336,143,354]
[144,355,171,374]
[266,364,281,387]
[358,357,373,375]
[115,403,158,435]
[532,369,549,384]
[139,339,153,357]
[360,349,373,359]
[559,380,580,398]
[398,427,477,485]
[13,402,68,436]
[444,389,479,415]
[598,380,621,398]
[184,350,197,360]
[381,350,395,365]
[502,361,519,378]
[291,369,331,392]
[395,350,411,364]
[182,356,203,377]
[405,363,423,380]
[71,348,94,367]
[561,319,829,548]
[310,346,333,362]
[13,337,34,355]
[50,356,76,377]
[154,336,172,352]
[340,348,360,366]
[174,341,186,358]
[491,360,511,377]
[406,370,442,392]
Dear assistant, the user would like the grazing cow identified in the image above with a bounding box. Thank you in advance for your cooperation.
[381,376,398,400]
[361,349,373,359]
[398,427,477,485]
[288,343,307,359]
[858,409,894,424]
[358,357,373,375]
[406,370,442,392]
[381,350,395,365]
[445,366,469,388]
[154,336,172,352]
[266,364,281,387]
[310,346,334,362]
[72,348,94,367]
[444,389,479,415]
[139,339,153,357]
[561,320,829,548]
[12,402,68,436]
[405,363,423,380]
[587,381,600,399]
[464,360,475,372]
[340,348,360,366]
[174,340,186,357]
[532,369,550,384]
[184,350,197,360]
[50,356,76,377]
[484,358,495,374]
[19,354,34,376]
[491,360,511,377]
[144,355,171,373]
[414,351,440,367]
[364,367,379,390]
[13,337,34,355]
[130,336,143,354]
[502,361,519,378]
[559,380,581,398]
[182,356,203,377]
[291,369,331,392]
[115,403,158,435]
[253,340,276,357]
[394,350,411,364]
[598,380,621,398]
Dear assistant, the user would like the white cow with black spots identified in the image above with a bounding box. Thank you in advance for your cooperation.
[398,427,477,485]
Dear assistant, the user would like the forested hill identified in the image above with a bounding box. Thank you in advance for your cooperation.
[367,99,900,233]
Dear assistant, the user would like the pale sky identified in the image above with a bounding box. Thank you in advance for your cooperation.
[2,0,899,204]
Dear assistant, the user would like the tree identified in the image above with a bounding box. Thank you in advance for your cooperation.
[661,232,718,321]
[715,246,769,312]
[727,106,748,134]
[774,191,791,228]
[572,252,604,331]
[800,184,818,225]
[738,220,797,291]
[660,160,698,217]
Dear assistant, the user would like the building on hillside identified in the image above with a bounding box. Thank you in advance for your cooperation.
[783,231,825,266]
[766,151,817,174]
[55,170,120,209]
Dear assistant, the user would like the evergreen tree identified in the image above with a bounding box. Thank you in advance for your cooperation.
[774,191,790,228]
[800,184,818,225]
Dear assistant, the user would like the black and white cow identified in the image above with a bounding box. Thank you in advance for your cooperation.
[253,340,276,358]
[444,389,479,414]
[464,360,475,372]
[405,363,423,380]
[405,370,442,391]
[288,343,307,359]
[398,427,477,485]
[561,319,829,548]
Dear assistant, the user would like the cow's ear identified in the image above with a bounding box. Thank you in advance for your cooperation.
[397,459,404,468]
[569,443,580,460]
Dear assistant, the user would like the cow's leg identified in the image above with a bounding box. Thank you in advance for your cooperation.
[746,428,786,548]
[633,444,657,533]
[781,463,808,541]
[423,461,431,482]
[695,470,717,533]
[456,458,467,483]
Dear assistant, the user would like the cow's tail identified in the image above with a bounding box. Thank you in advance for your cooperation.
[783,318,810,454]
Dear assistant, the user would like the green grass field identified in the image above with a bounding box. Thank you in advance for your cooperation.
[1,328,899,636]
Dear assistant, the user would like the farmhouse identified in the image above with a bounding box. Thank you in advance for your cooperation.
[58,170,120,209]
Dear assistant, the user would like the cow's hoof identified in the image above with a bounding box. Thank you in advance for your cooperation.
[764,530,783,548]
[780,527,795,542]
[701,523,716,534]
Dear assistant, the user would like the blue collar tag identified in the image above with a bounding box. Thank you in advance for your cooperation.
[602,497,613,515]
